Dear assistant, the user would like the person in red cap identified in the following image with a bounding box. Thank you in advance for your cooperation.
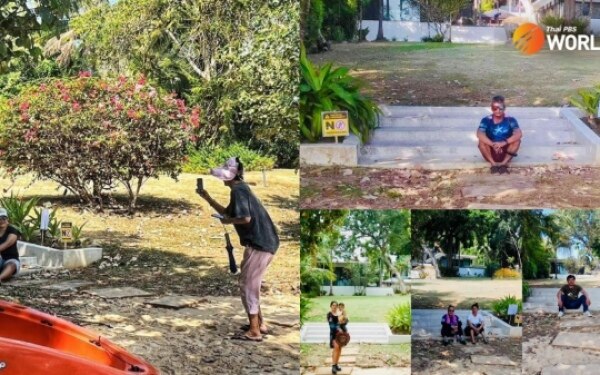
[197,157,279,342]
[0,208,21,283]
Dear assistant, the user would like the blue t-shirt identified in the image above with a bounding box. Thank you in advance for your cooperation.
[478,116,519,142]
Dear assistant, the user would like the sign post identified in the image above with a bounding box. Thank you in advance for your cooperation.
[321,111,349,143]
[40,208,50,246]
[61,222,73,249]
[507,304,519,326]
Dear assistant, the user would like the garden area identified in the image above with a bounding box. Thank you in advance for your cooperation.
[0,0,299,374]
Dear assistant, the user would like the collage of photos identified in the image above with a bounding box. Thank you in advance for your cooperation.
[3,0,600,374]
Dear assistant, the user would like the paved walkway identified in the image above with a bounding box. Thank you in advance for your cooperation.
[301,323,391,344]
[306,345,409,375]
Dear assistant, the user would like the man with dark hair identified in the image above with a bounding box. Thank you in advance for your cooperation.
[197,157,280,342]
[477,96,523,174]
[557,274,592,318]
[0,208,21,283]
[441,305,467,345]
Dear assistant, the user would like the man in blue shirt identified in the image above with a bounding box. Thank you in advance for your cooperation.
[477,96,523,174]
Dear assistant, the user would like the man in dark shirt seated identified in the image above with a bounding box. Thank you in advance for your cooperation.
[477,96,523,175]
[557,274,592,318]
[0,208,21,283]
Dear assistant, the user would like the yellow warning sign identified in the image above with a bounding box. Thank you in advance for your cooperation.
[322,111,349,138]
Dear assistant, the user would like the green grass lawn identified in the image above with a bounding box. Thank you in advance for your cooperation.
[305,295,410,323]
[310,42,600,107]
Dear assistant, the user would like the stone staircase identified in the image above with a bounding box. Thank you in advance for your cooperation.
[359,106,600,169]
[301,323,392,344]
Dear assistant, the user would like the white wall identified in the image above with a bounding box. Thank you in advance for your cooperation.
[591,19,600,34]
[458,267,486,277]
[362,20,508,44]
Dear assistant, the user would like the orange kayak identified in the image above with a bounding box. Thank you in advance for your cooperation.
[0,300,159,374]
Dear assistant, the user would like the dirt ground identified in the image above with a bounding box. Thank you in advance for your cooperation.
[300,165,600,209]
[412,279,522,310]
[522,312,600,375]
[412,337,522,375]
[300,343,411,373]
[310,43,600,107]
[0,170,299,375]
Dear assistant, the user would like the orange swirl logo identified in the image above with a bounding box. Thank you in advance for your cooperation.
[513,23,545,55]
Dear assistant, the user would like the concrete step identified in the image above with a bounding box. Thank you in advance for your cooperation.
[378,117,571,129]
[359,144,593,169]
[371,127,577,144]
[19,256,39,268]
[542,364,600,375]
[301,323,391,344]
[381,106,562,118]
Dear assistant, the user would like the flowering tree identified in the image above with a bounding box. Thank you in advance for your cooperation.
[0,73,202,211]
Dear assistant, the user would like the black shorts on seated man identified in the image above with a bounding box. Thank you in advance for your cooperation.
[0,208,21,283]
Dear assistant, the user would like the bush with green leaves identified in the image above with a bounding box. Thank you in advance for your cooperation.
[422,34,445,43]
[522,281,531,302]
[300,295,312,325]
[71,0,299,168]
[570,85,600,125]
[0,74,201,211]
[491,295,522,324]
[386,302,411,334]
[300,48,379,143]
[183,143,276,174]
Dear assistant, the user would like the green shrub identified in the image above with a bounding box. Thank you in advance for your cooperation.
[299,47,380,143]
[570,86,600,124]
[541,15,589,35]
[491,295,522,322]
[300,294,312,325]
[522,281,531,302]
[422,34,444,43]
[386,302,411,334]
[183,143,276,174]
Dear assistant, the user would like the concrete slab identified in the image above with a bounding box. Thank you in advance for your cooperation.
[352,369,409,375]
[560,318,600,328]
[6,279,47,287]
[470,355,518,366]
[41,280,93,291]
[460,175,537,198]
[86,287,153,299]
[325,357,356,364]
[542,364,600,375]
[552,332,600,351]
[147,295,207,309]
[315,366,353,375]
[17,241,102,269]
[341,347,360,356]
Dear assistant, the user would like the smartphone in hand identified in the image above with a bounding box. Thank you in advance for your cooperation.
[211,213,224,220]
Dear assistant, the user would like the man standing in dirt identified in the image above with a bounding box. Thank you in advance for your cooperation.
[198,157,279,342]
[477,96,523,174]
[557,274,593,318]
[0,208,21,283]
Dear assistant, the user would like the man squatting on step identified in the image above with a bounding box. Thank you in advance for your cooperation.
[477,95,523,175]
[557,274,593,318]
[197,157,280,341]
[0,208,21,283]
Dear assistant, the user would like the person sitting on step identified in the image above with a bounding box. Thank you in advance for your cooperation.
[464,303,488,344]
[441,305,467,345]
[0,208,21,284]
[557,274,593,318]
[477,95,522,175]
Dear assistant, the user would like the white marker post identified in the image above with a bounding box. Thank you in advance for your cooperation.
[40,208,50,246]
[507,304,519,325]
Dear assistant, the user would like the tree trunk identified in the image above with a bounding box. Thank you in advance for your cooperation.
[564,0,576,21]
[376,0,385,40]
[423,245,442,278]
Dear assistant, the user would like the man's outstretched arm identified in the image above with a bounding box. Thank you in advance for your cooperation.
[557,289,564,307]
